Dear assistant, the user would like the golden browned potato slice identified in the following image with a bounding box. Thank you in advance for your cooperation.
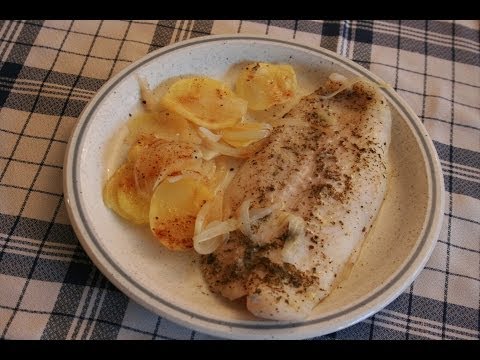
[236,62,297,111]
[150,176,213,250]
[161,77,248,129]
[131,139,210,198]
[127,110,201,145]
[103,163,149,225]
[126,134,158,162]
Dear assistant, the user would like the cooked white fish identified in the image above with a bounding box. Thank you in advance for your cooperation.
[201,74,392,320]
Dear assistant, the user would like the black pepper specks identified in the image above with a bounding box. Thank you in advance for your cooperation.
[199,75,391,319]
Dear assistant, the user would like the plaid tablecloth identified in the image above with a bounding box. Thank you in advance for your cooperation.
[0,20,478,340]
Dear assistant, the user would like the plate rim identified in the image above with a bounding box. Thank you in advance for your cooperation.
[63,34,445,339]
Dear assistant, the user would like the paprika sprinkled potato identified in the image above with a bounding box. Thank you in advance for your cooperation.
[162,77,248,129]
[236,62,297,111]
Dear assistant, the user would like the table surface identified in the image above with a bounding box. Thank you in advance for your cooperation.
[0,20,478,340]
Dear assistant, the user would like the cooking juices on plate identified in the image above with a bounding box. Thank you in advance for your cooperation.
[103,62,392,320]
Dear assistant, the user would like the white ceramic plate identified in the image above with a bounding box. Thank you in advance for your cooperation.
[63,35,445,339]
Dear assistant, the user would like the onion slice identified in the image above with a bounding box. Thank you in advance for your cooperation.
[166,174,184,183]
[220,122,273,148]
[192,162,240,254]
[198,126,222,142]
[238,198,253,237]
[198,128,268,158]
[318,77,364,100]
[249,207,273,222]
[138,77,157,112]
[200,147,220,160]
[194,200,211,236]
[193,218,238,244]
[193,222,229,255]
[319,75,384,100]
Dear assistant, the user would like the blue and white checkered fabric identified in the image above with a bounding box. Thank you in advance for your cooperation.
[0,20,478,340]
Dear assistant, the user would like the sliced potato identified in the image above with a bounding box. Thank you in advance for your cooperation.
[132,140,209,197]
[127,134,158,162]
[219,122,272,148]
[236,62,297,111]
[103,163,149,224]
[161,77,247,129]
[150,177,213,250]
[127,110,201,145]
[117,189,150,225]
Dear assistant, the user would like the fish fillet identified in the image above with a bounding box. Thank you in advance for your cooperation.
[201,74,392,320]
